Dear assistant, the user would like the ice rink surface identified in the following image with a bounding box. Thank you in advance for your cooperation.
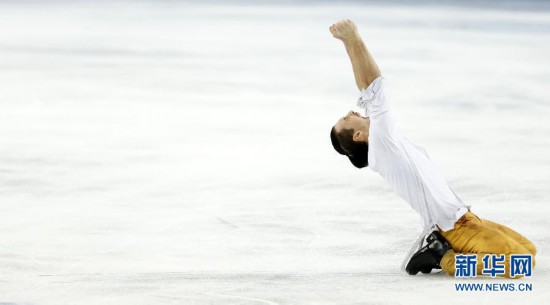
[1,0,550,304]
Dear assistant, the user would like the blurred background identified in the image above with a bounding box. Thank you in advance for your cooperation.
[0,1,549,304]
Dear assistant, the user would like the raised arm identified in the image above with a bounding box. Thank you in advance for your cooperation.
[329,19,381,91]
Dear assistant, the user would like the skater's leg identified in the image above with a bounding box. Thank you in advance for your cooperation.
[481,218,537,256]
[439,212,532,278]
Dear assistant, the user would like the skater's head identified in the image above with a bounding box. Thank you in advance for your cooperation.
[330,111,370,168]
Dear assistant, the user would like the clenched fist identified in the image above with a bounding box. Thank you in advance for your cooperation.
[329,19,359,41]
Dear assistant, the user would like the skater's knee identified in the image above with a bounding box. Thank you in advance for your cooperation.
[525,242,537,257]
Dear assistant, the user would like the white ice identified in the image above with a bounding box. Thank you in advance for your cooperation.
[0,1,549,304]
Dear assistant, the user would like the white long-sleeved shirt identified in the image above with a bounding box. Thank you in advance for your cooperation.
[357,76,468,231]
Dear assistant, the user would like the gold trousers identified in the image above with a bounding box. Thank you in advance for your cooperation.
[439,211,536,278]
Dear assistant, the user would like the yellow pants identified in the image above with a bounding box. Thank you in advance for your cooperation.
[439,211,536,278]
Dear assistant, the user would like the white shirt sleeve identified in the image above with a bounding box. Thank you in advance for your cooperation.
[356,76,389,119]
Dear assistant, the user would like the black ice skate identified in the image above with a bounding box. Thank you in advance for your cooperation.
[405,231,451,275]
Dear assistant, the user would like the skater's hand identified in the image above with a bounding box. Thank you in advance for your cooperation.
[329,19,359,42]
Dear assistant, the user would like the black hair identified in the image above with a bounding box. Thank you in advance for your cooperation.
[330,126,369,168]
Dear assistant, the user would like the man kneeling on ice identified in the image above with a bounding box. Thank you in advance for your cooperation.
[328,19,536,277]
